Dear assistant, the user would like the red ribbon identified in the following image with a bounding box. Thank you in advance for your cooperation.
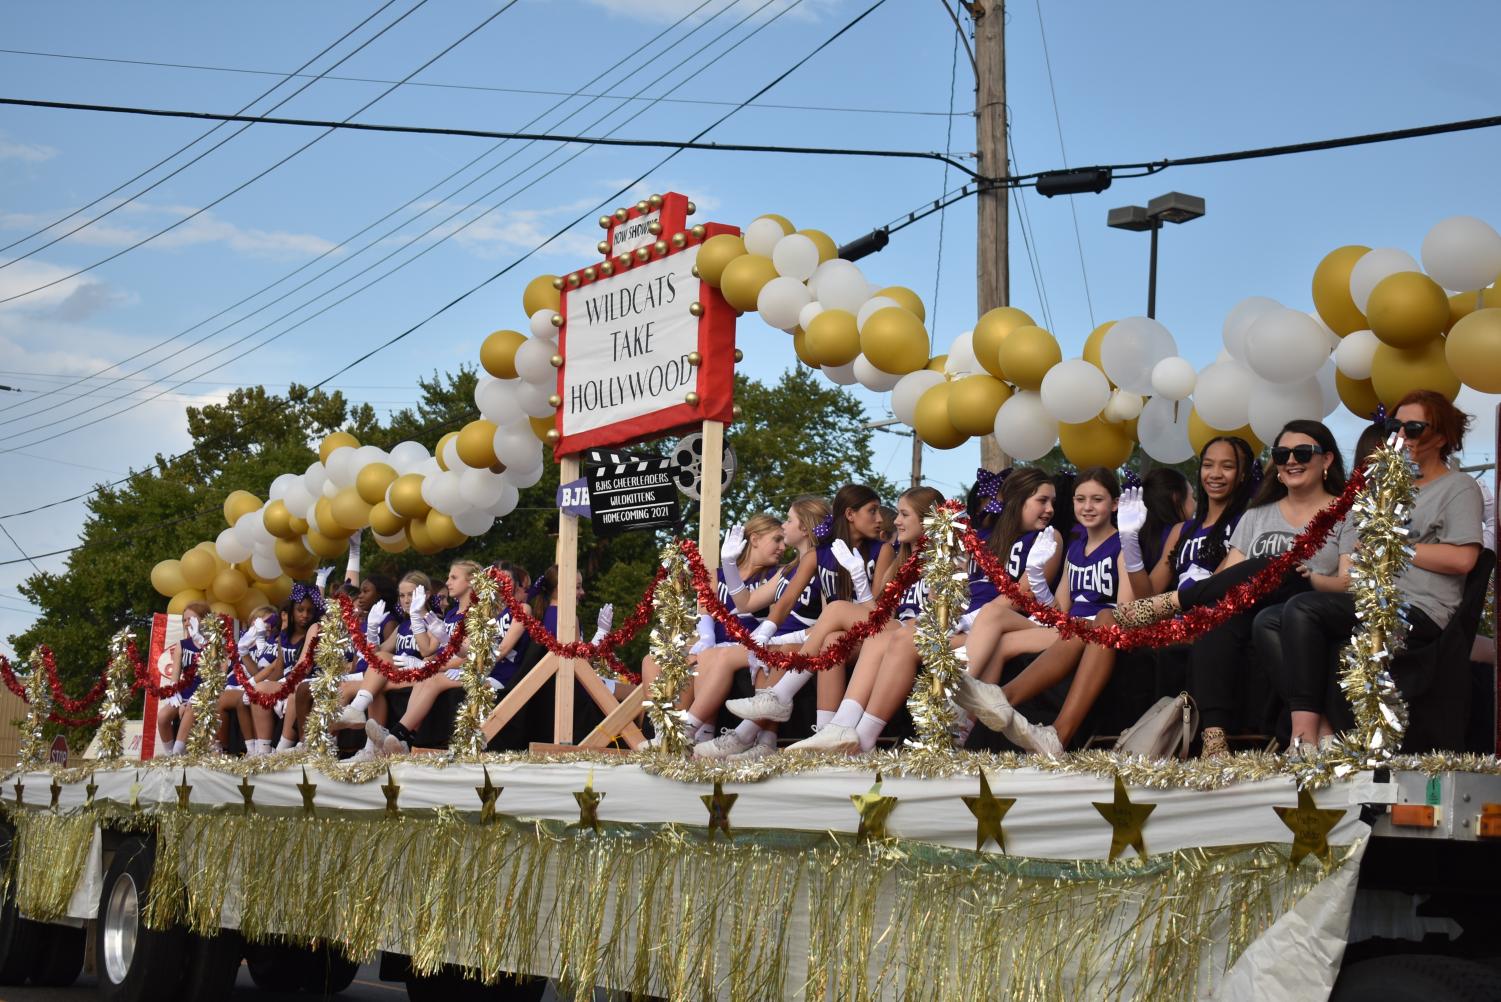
[334,592,468,684]
[40,647,107,713]
[229,644,317,708]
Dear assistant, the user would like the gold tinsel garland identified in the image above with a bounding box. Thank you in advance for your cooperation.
[906,505,972,750]
[1,811,96,920]
[18,651,52,772]
[450,573,501,758]
[95,629,136,763]
[304,608,350,759]
[185,614,229,759]
[645,543,697,755]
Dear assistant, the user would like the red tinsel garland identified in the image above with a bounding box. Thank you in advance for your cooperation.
[680,537,926,673]
[0,653,102,727]
[961,468,1368,650]
[0,655,25,700]
[40,647,107,713]
[333,592,468,684]
[48,710,101,728]
[230,645,316,708]
[128,637,198,699]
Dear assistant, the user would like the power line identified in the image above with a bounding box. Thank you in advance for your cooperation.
[1032,0,1095,328]
[929,3,962,340]
[0,46,967,119]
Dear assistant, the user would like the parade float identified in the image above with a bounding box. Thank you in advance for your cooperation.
[2,195,1500,1001]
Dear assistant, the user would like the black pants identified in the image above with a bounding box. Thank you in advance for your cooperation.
[1179,558,1310,732]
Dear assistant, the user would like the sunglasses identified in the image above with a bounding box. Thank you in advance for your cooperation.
[1383,418,1429,439]
[1271,444,1325,466]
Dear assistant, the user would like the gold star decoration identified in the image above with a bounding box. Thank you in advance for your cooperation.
[850,775,898,841]
[701,781,738,840]
[49,779,62,811]
[381,768,401,817]
[297,767,318,816]
[1093,776,1156,862]
[84,775,98,809]
[175,770,193,811]
[573,774,604,832]
[238,776,255,815]
[12,780,23,806]
[474,768,502,824]
[1274,789,1346,868]
[961,772,1016,853]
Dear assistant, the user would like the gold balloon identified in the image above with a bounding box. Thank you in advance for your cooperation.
[1059,417,1133,468]
[947,375,1013,437]
[457,419,500,468]
[434,432,458,472]
[1370,338,1460,407]
[318,431,360,463]
[1445,307,1501,393]
[388,473,430,518]
[876,286,926,323]
[719,253,778,313]
[303,531,347,559]
[287,515,309,536]
[522,274,562,316]
[997,325,1062,391]
[798,228,838,263]
[695,234,747,287]
[480,329,527,379]
[1311,245,1371,337]
[275,537,310,568]
[368,501,405,537]
[166,589,207,615]
[972,306,1036,379]
[195,539,227,573]
[313,497,351,539]
[263,499,296,539]
[150,559,188,598]
[860,306,929,375]
[355,462,398,505]
[1366,271,1449,348]
[805,309,861,367]
[792,327,818,368]
[330,487,372,532]
[222,490,262,528]
[180,548,217,590]
[425,510,467,549]
[1186,409,1264,456]
[756,213,794,235]
[262,575,293,607]
[375,531,410,555]
[528,414,554,443]
[913,383,968,449]
[926,354,948,372]
[1448,292,1477,331]
[1334,370,1383,419]
[210,568,248,604]
[406,519,443,556]
[236,589,271,622]
[206,600,235,618]
[1082,321,1116,373]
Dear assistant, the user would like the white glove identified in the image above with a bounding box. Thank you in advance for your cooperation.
[591,603,614,644]
[831,539,873,603]
[689,613,715,655]
[955,610,978,634]
[1117,486,1148,573]
[365,600,387,643]
[315,566,333,589]
[393,654,423,670]
[1025,531,1058,606]
[236,619,265,655]
[1479,478,1495,552]
[445,667,464,681]
[410,585,428,616]
[185,614,206,647]
[241,689,250,706]
[721,525,748,596]
[345,531,362,574]
[749,620,777,646]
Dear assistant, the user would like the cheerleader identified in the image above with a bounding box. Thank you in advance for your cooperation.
[250,584,323,753]
[337,571,436,737]
[956,467,1137,756]
[723,484,892,730]
[233,605,281,756]
[785,486,946,754]
[154,602,209,757]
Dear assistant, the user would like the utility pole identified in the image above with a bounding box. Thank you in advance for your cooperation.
[973,0,1011,472]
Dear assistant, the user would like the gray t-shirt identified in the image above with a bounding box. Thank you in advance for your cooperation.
[1228,498,1356,576]
[1389,471,1484,627]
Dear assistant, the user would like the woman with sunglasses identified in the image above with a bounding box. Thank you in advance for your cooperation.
[1261,392,1484,754]
[1116,419,1357,755]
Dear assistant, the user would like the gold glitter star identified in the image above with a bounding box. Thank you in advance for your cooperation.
[175,770,193,811]
[573,775,604,832]
[701,781,738,839]
[49,778,62,811]
[128,771,142,810]
[474,768,502,824]
[381,768,401,817]
[84,775,98,809]
[961,772,1015,853]
[1093,776,1156,862]
[850,775,898,840]
[1274,789,1346,868]
[12,780,23,806]
[238,776,255,815]
[297,767,318,816]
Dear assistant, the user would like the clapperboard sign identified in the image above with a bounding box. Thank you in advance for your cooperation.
[585,451,680,537]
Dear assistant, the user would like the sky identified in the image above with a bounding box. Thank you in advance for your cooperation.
[1,0,1499,654]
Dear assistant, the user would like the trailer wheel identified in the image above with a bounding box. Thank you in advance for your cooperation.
[406,968,548,1001]
[1332,954,1501,1001]
[300,942,359,995]
[178,929,243,1001]
[245,941,310,992]
[28,923,86,986]
[0,824,39,985]
[96,835,185,1002]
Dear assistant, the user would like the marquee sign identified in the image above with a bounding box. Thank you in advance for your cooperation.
[553,193,738,456]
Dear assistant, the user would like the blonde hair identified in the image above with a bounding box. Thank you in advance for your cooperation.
[790,495,830,539]
[737,513,783,569]
[400,570,432,591]
[450,560,482,582]
[248,605,277,622]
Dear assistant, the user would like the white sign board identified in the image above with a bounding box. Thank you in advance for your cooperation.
[610,208,661,254]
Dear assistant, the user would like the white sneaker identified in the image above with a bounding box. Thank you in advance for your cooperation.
[383,734,410,756]
[335,704,366,730]
[952,674,1013,732]
[364,719,390,751]
[726,690,792,723]
[693,729,755,759]
[727,731,778,761]
[348,745,377,763]
[1015,720,1064,759]
[786,724,859,754]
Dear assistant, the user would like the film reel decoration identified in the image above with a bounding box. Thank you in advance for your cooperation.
[671,432,736,500]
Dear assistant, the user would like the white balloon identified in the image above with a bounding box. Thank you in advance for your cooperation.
[1039,358,1110,424]
[811,259,868,313]
[992,391,1058,462]
[743,218,786,257]
[1334,330,1380,380]
[1150,357,1197,400]
[354,445,387,470]
[321,479,339,499]
[476,376,522,425]
[1247,377,1323,444]
[1136,395,1194,463]
[428,470,465,515]
[529,309,560,340]
[821,361,858,386]
[1315,357,1339,417]
[1307,312,1340,354]
[491,424,536,469]
[855,296,901,332]
[944,331,979,376]
[499,438,543,477]
[216,527,251,565]
[325,446,359,488]
[756,275,812,330]
[282,481,313,517]
[1192,360,1255,430]
[507,462,544,490]
[440,435,464,473]
[245,508,275,547]
[303,462,327,495]
[891,370,945,426]
[852,354,902,391]
[1222,296,1280,361]
[1421,215,1501,292]
[459,467,505,509]
[417,457,442,478]
[251,550,283,581]
[268,473,299,502]
[389,441,429,474]
[1349,247,1421,313]
[514,379,556,418]
[771,233,820,281]
[305,499,323,537]
[373,530,405,549]
[1100,316,1177,395]
[1244,308,1331,384]
[514,336,557,385]
[1102,389,1144,423]
[452,508,495,537]
[797,301,825,331]
[489,481,519,518]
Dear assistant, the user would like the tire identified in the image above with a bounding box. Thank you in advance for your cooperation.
[28,922,86,986]
[178,929,244,1002]
[1332,954,1501,1001]
[245,940,311,992]
[300,942,359,995]
[96,835,186,1002]
[0,823,39,985]
[407,967,543,1001]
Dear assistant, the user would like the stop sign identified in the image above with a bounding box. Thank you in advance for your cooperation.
[48,735,68,766]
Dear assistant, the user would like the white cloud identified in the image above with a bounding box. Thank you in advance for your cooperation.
[0,134,57,163]
[0,200,337,258]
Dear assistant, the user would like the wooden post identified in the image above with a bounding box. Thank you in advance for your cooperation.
[697,420,725,584]
[975,0,1012,473]
[554,454,580,743]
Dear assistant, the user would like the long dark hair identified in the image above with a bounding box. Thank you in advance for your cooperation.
[1250,420,1346,508]
[529,565,559,619]
[363,573,398,614]
[1049,470,1079,544]
[1172,435,1259,574]
[1139,467,1190,569]
[888,486,945,586]
[824,483,881,601]
[988,468,1053,567]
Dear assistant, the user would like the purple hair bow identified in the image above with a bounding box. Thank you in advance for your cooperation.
[975,467,1011,514]
[812,514,835,542]
[289,582,327,616]
[1120,469,1143,491]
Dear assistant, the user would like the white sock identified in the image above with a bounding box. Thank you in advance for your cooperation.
[362,737,375,752]
[171,740,186,755]
[275,736,294,752]
[684,711,705,732]
[692,722,716,743]
[350,690,373,713]
[816,709,836,728]
[733,719,762,743]
[855,713,887,752]
[758,728,777,748]
[769,671,811,704]
[830,699,863,730]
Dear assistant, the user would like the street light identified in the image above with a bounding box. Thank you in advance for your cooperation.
[1107,192,1205,318]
